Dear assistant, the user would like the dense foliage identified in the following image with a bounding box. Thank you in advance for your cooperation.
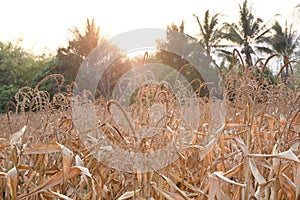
[0,41,41,111]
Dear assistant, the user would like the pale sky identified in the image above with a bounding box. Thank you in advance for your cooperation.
[1,0,299,55]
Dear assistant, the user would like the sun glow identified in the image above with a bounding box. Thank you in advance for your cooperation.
[0,0,298,55]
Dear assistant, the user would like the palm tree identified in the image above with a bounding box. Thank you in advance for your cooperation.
[266,21,300,79]
[222,0,272,67]
[69,18,102,58]
[57,18,104,84]
[193,10,222,61]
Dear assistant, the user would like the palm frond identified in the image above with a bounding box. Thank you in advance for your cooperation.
[254,46,274,54]
[222,23,244,45]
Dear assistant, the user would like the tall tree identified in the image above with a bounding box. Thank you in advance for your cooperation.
[193,10,222,61]
[154,22,213,95]
[266,21,300,79]
[57,18,103,84]
[222,0,272,67]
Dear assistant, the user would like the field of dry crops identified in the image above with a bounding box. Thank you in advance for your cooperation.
[0,67,300,200]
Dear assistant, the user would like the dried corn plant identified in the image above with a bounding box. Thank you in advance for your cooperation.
[0,54,300,200]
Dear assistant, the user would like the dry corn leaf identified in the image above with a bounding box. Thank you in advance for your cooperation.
[169,172,206,196]
[75,165,92,177]
[151,183,185,200]
[204,138,218,155]
[234,136,248,155]
[249,149,300,162]
[17,166,90,199]
[153,169,190,200]
[6,167,18,200]
[272,144,280,175]
[10,125,26,146]
[22,142,75,185]
[254,186,262,199]
[257,113,278,121]
[224,162,243,178]
[83,191,93,200]
[225,123,248,128]
[59,143,74,191]
[213,171,246,187]
[43,190,73,200]
[208,174,221,200]
[249,158,266,185]
[75,154,84,166]
[282,173,296,193]
[117,189,141,200]
[22,141,61,154]
[24,170,37,189]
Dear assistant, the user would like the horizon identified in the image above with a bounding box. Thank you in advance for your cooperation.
[1,0,299,56]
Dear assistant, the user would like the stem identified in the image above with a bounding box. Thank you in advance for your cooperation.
[107,100,137,138]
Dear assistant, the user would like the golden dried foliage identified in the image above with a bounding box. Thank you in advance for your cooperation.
[0,58,299,200]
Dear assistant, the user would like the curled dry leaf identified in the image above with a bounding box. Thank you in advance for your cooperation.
[234,136,248,155]
[213,171,246,187]
[153,169,191,200]
[249,149,300,163]
[22,142,75,182]
[17,166,91,199]
[22,141,62,154]
[169,172,207,196]
[10,125,26,147]
[151,183,185,200]
[6,167,18,200]
[42,190,73,200]
[249,158,266,185]
[58,143,74,191]
[223,162,243,178]
[75,154,84,166]
[117,189,141,200]
[208,174,221,200]
[225,123,248,128]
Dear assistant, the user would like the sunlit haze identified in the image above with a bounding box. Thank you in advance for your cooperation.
[1,0,299,55]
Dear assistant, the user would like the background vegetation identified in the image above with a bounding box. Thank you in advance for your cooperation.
[0,1,299,113]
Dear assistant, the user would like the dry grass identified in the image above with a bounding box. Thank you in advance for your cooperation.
[0,60,300,200]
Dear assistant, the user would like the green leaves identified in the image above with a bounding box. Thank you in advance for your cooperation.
[0,41,42,112]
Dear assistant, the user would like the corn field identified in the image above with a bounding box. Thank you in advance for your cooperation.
[0,59,300,200]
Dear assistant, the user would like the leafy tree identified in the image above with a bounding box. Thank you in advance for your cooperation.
[153,23,215,95]
[0,40,40,112]
[266,21,300,79]
[154,22,190,71]
[155,22,201,79]
[0,41,39,86]
[56,18,103,84]
[222,0,272,67]
[31,57,60,94]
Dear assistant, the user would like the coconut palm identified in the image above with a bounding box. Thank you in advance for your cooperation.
[266,21,300,79]
[222,0,272,68]
[193,10,222,61]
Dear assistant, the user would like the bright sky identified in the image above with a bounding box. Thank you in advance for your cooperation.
[1,0,299,55]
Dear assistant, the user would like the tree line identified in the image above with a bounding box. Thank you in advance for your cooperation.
[0,0,299,112]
